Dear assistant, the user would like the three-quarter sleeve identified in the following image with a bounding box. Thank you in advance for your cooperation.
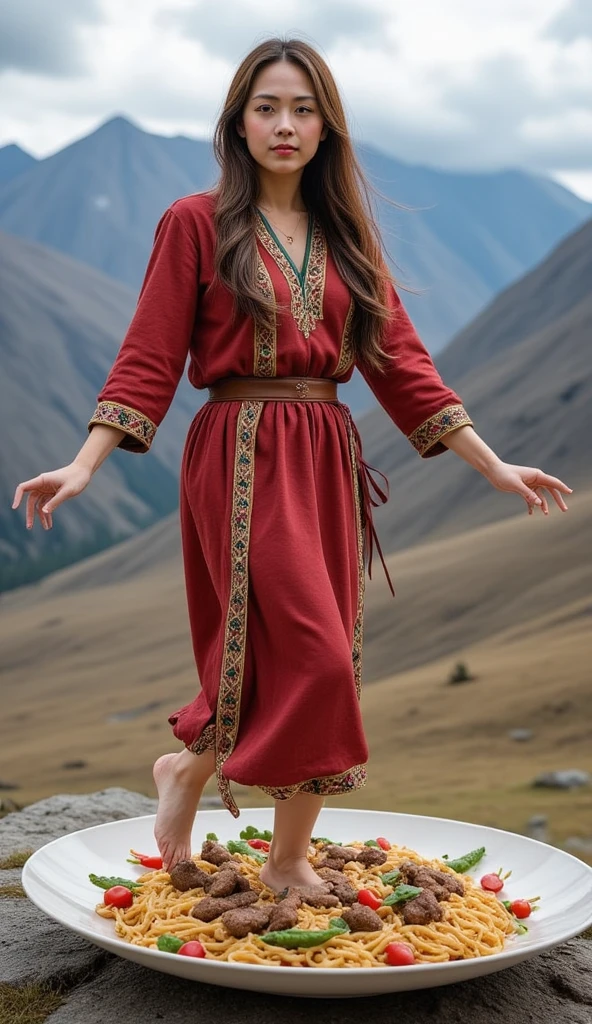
[356,282,473,458]
[88,206,199,452]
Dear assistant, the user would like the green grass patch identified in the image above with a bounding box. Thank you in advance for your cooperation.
[0,850,33,869]
[0,982,64,1024]
[0,883,27,899]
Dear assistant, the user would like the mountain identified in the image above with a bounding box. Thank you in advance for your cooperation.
[0,143,36,187]
[0,230,204,590]
[359,217,592,557]
[0,116,588,361]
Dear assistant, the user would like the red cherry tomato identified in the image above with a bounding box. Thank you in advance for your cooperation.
[509,899,532,919]
[357,888,383,911]
[480,873,504,892]
[178,941,206,958]
[376,837,391,851]
[385,941,416,966]
[103,886,134,908]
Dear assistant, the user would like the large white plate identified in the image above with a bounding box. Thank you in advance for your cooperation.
[22,807,592,997]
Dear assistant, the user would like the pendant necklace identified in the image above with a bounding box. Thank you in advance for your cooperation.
[259,207,305,245]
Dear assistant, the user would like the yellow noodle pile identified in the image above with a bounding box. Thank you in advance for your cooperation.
[95,842,516,967]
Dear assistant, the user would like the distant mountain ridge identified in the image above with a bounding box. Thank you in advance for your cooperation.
[0,114,588,361]
[0,143,36,187]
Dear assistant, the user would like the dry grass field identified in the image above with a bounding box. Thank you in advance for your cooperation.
[1,491,590,860]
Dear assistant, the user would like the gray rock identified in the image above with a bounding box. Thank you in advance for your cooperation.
[1,787,592,1023]
[43,940,592,1023]
[532,770,590,790]
[526,815,550,844]
[0,787,157,857]
[565,836,592,854]
[0,892,108,986]
[508,728,534,741]
[0,789,156,985]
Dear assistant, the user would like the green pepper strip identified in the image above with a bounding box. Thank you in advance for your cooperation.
[364,840,380,847]
[442,846,486,873]
[382,884,423,906]
[261,917,350,949]
[310,837,342,846]
[226,839,267,862]
[239,826,273,842]
[89,873,142,891]
[157,933,185,954]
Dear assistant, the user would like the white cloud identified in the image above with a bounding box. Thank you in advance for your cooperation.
[0,0,590,191]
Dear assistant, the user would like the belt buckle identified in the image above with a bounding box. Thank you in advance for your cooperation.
[295,379,310,398]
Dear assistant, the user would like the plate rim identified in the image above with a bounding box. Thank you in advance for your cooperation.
[21,807,592,978]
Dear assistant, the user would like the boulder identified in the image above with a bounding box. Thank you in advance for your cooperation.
[0,789,591,1022]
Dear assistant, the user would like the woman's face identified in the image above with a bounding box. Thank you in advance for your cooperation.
[237,60,328,177]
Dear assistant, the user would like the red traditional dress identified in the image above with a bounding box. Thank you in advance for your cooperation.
[89,192,472,817]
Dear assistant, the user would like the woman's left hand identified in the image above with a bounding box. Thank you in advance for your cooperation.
[485,462,573,515]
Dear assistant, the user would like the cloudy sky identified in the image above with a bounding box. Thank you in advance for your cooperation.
[1,0,592,197]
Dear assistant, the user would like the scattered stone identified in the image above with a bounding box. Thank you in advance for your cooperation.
[508,728,534,742]
[532,770,590,790]
[0,780,20,791]
[564,836,592,854]
[525,816,550,844]
[61,760,88,770]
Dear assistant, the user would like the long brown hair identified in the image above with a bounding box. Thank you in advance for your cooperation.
[212,38,396,373]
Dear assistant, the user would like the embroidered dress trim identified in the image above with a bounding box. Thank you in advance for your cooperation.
[335,298,355,375]
[256,213,326,338]
[344,411,366,700]
[215,400,264,817]
[88,401,156,452]
[189,723,216,756]
[254,255,277,376]
[408,404,473,457]
[259,762,367,800]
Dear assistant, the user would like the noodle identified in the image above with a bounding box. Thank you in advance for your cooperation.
[95,842,516,967]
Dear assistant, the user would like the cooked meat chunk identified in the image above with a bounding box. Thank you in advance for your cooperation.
[268,895,301,931]
[317,857,349,871]
[289,884,340,908]
[315,867,349,885]
[169,860,212,892]
[355,847,388,868]
[324,845,360,863]
[221,906,271,938]
[191,889,259,922]
[208,867,242,898]
[200,840,235,866]
[398,861,464,901]
[328,881,359,906]
[401,890,443,925]
[341,903,383,932]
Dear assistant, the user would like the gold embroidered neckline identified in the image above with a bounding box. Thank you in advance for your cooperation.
[256,213,326,338]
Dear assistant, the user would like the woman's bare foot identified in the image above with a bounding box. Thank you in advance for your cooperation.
[153,749,215,872]
[259,855,325,894]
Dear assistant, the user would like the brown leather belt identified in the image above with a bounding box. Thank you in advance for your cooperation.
[205,374,395,598]
[208,376,338,402]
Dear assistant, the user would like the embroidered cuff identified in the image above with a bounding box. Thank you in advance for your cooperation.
[408,404,473,458]
[88,401,157,452]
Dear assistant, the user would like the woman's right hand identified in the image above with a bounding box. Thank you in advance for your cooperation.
[12,463,93,531]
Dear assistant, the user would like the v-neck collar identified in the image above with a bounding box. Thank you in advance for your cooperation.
[256,208,313,285]
[255,210,327,338]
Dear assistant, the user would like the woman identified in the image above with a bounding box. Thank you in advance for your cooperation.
[12,39,572,892]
